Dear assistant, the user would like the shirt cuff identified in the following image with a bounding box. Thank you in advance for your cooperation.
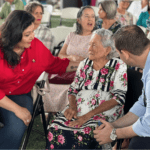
[129,101,146,117]
[0,89,5,100]
[132,118,150,137]
[58,58,70,75]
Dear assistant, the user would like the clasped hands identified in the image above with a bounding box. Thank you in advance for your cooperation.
[64,107,90,128]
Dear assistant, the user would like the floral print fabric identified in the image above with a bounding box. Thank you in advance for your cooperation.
[47,58,127,149]
[115,11,133,26]
[96,19,121,34]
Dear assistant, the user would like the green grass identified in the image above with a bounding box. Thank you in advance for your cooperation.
[20,115,46,149]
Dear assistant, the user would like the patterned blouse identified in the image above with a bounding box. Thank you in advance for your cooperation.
[96,19,121,34]
[34,24,54,52]
[115,11,133,26]
[67,57,127,122]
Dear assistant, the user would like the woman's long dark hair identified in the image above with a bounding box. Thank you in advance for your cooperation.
[0,10,35,66]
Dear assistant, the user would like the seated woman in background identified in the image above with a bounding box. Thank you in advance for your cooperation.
[96,0,121,34]
[0,0,24,20]
[115,0,133,26]
[137,0,150,28]
[43,6,97,113]
[25,1,54,51]
[46,28,127,149]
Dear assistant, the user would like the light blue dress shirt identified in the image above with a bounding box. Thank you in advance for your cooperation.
[130,51,150,137]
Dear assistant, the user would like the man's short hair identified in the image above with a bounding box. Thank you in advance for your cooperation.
[113,25,150,56]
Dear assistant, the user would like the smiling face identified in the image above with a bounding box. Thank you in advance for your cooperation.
[77,8,95,33]
[16,23,35,49]
[88,34,110,61]
[32,6,43,26]
[98,4,107,19]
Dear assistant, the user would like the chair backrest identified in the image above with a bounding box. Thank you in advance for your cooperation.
[133,15,137,25]
[51,26,75,48]
[124,69,143,114]
[61,7,80,19]
[91,6,99,17]
[42,4,53,14]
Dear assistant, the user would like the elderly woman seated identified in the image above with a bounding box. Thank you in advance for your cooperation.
[96,0,121,34]
[46,28,127,149]
[115,0,133,26]
[25,1,54,51]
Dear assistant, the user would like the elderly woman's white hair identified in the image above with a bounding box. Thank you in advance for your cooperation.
[92,28,119,59]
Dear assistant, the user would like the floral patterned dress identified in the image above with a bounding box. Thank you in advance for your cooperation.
[46,58,127,149]
[115,11,133,26]
[96,19,121,34]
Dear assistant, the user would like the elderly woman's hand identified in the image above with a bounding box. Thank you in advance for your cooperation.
[69,114,91,128]
[64,107,77,120]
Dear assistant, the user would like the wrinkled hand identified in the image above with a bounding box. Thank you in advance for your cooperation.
[15,106,32,126]
[64,107,77,120]
[69,114,90,128]
[93,119,113,145]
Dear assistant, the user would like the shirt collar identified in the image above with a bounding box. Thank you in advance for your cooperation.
[142,51,150,80]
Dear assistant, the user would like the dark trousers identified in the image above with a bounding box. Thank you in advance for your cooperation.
[0,93,33,149]
[128,136,150,149]
[81,0,91,6]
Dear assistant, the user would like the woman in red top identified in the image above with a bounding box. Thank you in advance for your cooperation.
[0,10,79,149]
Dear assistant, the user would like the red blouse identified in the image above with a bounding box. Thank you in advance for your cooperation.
[0,38,70,100]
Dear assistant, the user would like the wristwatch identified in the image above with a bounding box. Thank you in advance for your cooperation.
[110,128,117,141]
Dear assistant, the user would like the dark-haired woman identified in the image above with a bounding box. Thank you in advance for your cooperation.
[43,6,97,113]
[0,10,78,149]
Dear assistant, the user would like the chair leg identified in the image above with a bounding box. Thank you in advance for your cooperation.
[21,80,45,150]
[39,96,48,138]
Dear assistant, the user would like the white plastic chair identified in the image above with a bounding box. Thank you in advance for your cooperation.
[60,7,80,25]
[91,6,99,17]
[133,15,137,25]
[41,4,53,27]
[51,26,75,55]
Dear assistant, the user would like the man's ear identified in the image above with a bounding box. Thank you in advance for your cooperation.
[121,50,130,60]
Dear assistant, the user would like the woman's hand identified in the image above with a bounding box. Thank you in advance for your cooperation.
[69,114,90,128]
[64,107,77,120]
[14,106,32,126]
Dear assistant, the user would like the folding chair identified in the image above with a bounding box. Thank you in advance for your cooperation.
[21,71,50,150]
[117,68,143,149]
[91,6,99,17]
[59,7,80,26]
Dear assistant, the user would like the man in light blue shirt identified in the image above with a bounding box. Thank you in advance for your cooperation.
[93,25,150,149]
